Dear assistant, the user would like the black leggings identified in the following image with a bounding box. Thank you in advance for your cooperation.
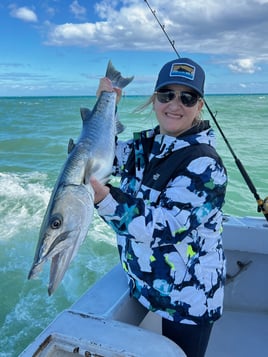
[162,319,213,357]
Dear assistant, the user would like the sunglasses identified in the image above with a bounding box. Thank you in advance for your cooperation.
[155,90,200,107]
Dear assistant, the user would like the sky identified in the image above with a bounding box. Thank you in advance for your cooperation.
[1,0,268,96]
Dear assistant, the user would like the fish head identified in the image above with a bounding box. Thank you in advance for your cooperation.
[28,183,94,294]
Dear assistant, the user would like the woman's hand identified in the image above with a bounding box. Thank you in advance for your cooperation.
[90,176,110,204]
[96,77,122,104]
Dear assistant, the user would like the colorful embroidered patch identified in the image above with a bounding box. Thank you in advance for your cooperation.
[170,62,196,80]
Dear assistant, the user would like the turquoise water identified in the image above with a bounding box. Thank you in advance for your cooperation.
[0,94,267,356]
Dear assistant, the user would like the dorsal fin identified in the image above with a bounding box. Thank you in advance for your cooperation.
[80,107,92,121]
[68,138,75,154]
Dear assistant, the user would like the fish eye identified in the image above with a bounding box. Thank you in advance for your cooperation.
[50,215,63,229]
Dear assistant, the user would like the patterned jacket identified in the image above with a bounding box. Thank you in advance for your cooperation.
[96,120,227,325]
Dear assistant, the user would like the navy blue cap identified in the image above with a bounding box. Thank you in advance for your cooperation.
[154,58,205,97]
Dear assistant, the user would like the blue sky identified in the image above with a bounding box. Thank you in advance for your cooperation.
[1,0,268,96]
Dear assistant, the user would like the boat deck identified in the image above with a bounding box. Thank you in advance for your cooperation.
[140,308,268,356]
[207,310,268,356]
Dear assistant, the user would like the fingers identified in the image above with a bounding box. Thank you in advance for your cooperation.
[96,78,113,97]
[114,87,122,104]
[96,78,122,104]
[90,177,110,204]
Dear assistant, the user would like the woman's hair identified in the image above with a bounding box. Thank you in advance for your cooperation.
[134,93,155,113]
[134,93,204,124]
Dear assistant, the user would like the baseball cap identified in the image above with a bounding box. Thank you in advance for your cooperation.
[154,58,205,97]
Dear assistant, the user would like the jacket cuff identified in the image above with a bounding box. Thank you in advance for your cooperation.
[95,193,117,216]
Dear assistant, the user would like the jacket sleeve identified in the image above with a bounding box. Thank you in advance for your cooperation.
[97,156,227,246]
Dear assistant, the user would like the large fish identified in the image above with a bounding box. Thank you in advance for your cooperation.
[28,61,134,295]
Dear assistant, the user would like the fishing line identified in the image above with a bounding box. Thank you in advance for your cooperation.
[144,0,268,221]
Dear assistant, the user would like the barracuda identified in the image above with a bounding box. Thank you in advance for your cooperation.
[28,61,134,295]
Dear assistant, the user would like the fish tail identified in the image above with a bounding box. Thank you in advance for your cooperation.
[105,60,134,89]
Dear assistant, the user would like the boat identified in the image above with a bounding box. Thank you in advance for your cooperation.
[20,214,268,357]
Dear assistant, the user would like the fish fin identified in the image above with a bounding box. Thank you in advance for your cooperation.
[84,159,96,185]
[68,138,75,154]
[116,117,125,135]
[80,107,92,121]
[106,60,134,89]
[84,160,111,185]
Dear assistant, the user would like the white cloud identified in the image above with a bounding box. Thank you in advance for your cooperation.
[46,23,98,46]
[43,0,268,70]
[228,59,261,74]
[10,6,38,23]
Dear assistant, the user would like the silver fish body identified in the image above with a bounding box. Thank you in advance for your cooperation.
[28,61,134,295]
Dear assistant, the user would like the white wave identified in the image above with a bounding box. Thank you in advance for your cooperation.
[0,172,51,240]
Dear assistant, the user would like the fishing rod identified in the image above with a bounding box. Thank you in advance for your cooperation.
[144,0,268,221]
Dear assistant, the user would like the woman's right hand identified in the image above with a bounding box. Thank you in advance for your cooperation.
[90,176,110,204]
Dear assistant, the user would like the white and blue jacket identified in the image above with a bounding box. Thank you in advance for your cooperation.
[96,120,227,325]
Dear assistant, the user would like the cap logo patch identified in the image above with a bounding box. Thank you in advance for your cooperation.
[170,63,195,80]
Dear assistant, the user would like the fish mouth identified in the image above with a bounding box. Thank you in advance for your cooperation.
[48,247,74,295]
[28,231,72,282]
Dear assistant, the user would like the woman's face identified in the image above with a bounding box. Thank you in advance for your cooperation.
[153,84,204,137]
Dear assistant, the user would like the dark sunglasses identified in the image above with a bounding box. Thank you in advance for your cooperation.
[155,90,200,107]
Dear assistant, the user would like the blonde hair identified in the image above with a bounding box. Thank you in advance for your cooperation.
[133,93,155,113]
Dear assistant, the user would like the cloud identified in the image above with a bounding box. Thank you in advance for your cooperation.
[70,0,87,20]
[45,2,162,48]
[10,6,38,22]
[43,0,268,63]
[46,23,98,47]
[228,59,261,74]
[0,62,25,68]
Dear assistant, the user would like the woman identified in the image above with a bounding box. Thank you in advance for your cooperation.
[91,58,227,357]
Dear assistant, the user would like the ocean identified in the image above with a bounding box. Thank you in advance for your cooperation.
[0,94,267,356]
